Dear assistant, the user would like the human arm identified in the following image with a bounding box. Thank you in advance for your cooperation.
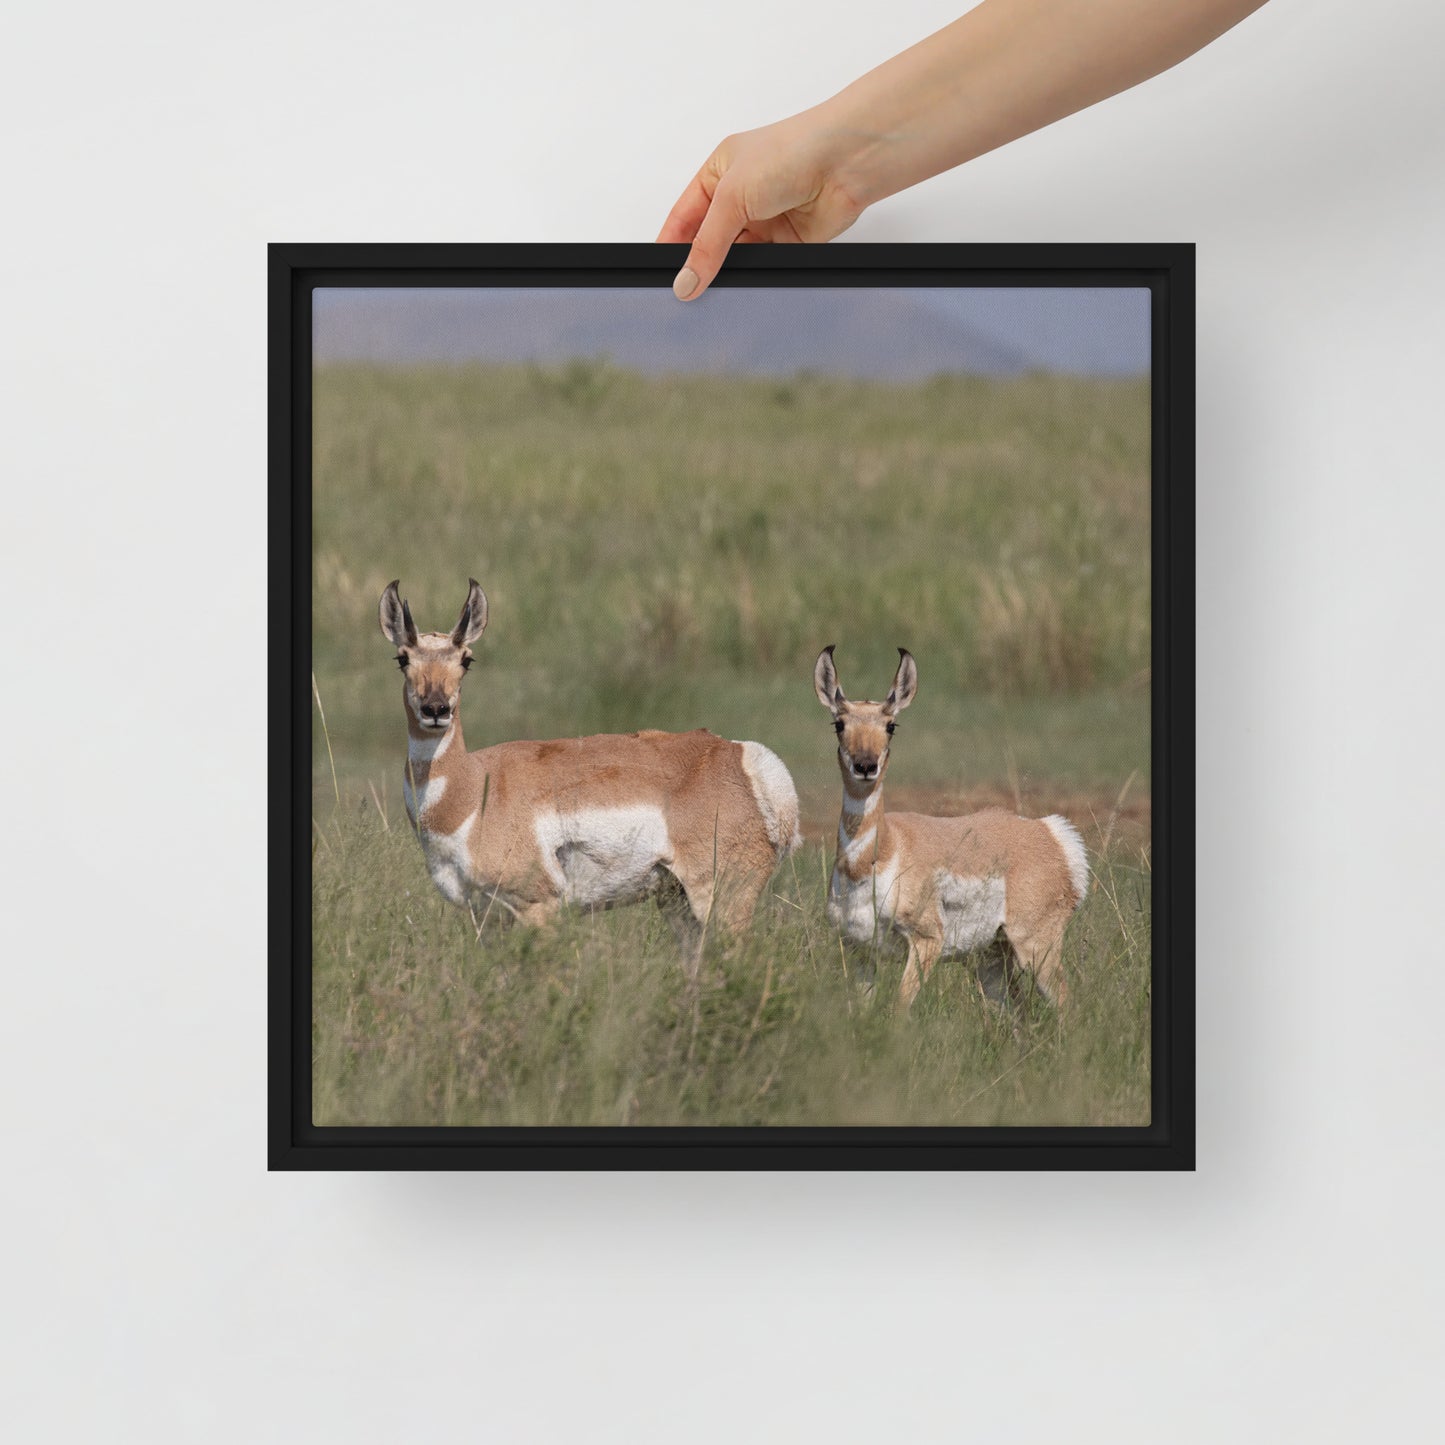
[658,0,1268,298]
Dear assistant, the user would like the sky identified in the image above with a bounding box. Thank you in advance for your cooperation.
[313,286,1151,379]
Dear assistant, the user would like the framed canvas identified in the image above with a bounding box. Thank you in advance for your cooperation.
[269,242,1194,1170]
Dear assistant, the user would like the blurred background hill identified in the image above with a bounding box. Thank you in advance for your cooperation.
[313,285,1150,378]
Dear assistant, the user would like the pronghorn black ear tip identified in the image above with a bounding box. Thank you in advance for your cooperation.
[824,643,836,658]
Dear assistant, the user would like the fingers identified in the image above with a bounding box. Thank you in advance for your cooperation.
[659,165,806,297]
[672,180,749,301]
[656,173,713,245]
[737,215,805,243]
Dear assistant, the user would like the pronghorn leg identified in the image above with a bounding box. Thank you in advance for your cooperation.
[656,870,706,978]
[515,900,559,930]
[899,936,942,1012]
[899,940,921,1010]
[968,938,1028,1045]
[853,947,878,1006]
[1004,914,1071,1011]
[710,866,766,936]
[1033,925,1071,1010]
[666,857,766,972]
[975,938,1012,1007]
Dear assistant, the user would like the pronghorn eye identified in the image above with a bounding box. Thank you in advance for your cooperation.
[395,655,407,670]
[834,719,844,734]
[886,722,897,735]
[460,655,472,671]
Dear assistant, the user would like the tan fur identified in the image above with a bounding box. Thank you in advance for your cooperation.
[380,581,799,972]
[815,646,1087,1011]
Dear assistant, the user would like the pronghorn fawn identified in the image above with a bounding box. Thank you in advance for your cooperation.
[380,579,801,972]
[814,646,1089,1013]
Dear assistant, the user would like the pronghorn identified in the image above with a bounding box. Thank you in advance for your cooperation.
[379,579,801,970]
[814,646,1089,1012]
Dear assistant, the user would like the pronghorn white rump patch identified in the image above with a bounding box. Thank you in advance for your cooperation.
[736,741,802,855]
[423,812,476,907]
[933,870,1008,953]
[533,805,673,908]
[828,856,901,944]
[1041,814,1090,904]
[402,771,448,824]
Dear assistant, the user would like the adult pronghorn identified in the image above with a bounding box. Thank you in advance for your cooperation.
[814,646,1089,1012]
[379,579,801,969]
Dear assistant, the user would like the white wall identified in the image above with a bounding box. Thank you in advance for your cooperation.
[4,2,1442,1438]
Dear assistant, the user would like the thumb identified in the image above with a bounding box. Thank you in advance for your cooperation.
[673,181,748,301]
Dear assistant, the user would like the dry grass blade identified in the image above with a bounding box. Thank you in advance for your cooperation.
[958,1043,1040,1113]
[367,778,390,832]
[1098,767,1139,860]
[311,672,340,807]
[745,952,775,1046]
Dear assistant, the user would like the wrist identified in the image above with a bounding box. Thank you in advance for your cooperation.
[803,91,905,213]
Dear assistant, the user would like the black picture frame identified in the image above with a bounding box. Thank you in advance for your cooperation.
[270,242,1194,1171]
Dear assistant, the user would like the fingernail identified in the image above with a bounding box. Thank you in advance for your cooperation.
[672,267,699,300]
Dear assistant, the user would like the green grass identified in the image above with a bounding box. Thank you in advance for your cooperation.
[313,814,1150,1127]
[311,360,1152,1127]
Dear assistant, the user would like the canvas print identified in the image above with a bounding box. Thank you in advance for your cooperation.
[309,283,1152,1128]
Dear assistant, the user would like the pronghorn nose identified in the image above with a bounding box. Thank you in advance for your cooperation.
[856,759,878,778]
[420,702,450,721]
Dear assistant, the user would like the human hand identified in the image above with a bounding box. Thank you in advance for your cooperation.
[657,110,870,301]
[658,2,1269,303]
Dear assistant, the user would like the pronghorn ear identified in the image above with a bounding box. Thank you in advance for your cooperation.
[451,578,488,647]
[379,580,418,648]
[814,645,845,712]
[885,648,917,714]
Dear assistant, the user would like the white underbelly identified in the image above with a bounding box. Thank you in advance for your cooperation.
[934,870,1007,953]
[828,862,1006,954]
[534,804,672,908]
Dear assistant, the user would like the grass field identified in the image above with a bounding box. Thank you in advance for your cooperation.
[311,360,1152,1126]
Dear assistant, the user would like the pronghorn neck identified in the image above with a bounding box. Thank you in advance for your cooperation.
[405,706,466,773]
[835,776,887,880]
[403,707,469,832]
